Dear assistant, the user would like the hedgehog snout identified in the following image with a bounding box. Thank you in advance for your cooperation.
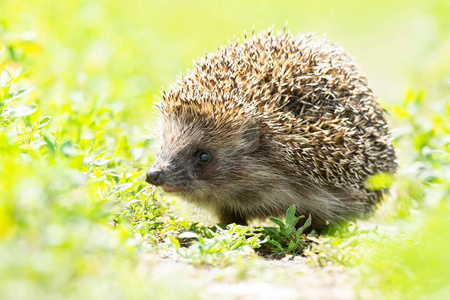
[146,169,165,186]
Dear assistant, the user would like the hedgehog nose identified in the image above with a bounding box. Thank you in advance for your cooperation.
[146,169,165,186]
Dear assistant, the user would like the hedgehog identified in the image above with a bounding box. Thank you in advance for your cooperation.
[145,28,397,231]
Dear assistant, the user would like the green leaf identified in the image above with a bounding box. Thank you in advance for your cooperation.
[267,239,284,252]
[288,215,304,230]
[36,116,52,130]
[230,237,243,250]
[288,240,294,251]
[8,87,35,101]
[3,105,37,118]
[262,227,278,237]
[92,158,111,166]
[43,132,56,156]
[296,214,312,235]
[269,217,286,229]
[119,171,127,184]
[169,236,180,248]
[114,182,134,193]
[364,172,395,191]
[286,204,297,225]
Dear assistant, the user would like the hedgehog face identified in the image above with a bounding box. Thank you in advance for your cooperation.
[146,116,262,204]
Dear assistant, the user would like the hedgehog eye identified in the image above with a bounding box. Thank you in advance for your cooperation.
[197,150,211,164]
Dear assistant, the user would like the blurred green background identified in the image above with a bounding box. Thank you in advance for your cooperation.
[3,0,449,124]
[1,0,449,299]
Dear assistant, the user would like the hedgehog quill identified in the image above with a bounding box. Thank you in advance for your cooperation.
[146,28,397,231]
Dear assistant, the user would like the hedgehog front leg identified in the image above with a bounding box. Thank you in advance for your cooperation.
[217,208,248,226]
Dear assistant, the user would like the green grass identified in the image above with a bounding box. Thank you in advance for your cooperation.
[1,0,449,299]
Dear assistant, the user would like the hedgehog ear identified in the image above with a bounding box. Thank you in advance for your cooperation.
[242,120,260,152]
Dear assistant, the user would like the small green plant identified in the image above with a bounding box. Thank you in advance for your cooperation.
[259,205,312,257]
[170,224,262,267]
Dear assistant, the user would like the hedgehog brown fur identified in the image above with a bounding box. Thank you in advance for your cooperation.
[146,28,397,231]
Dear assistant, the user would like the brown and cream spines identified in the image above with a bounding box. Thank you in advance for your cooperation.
[146,28,397,231]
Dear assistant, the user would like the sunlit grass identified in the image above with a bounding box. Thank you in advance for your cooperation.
[1,0,449,299]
